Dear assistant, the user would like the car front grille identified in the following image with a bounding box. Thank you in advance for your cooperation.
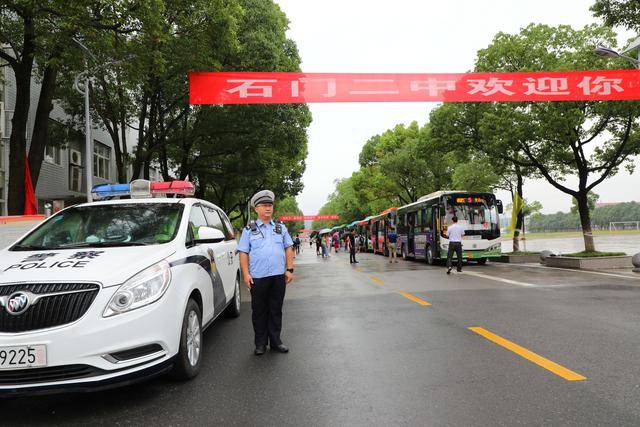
[0,283,100,332]
[0,364,103,385]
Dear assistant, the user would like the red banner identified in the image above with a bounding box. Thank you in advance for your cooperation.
[190,70,640,104]
[279,215,339,221]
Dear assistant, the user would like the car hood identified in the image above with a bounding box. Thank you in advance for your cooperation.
[0,245,176,287]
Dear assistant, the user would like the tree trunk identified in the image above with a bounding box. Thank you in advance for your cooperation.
[512,171,524,252]
[28,64,58,187]
[131,96,148,180]
[7,63,34,214]
[576,192,596,252]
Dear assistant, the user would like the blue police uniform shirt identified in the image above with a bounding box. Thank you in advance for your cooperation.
[237,219,294,278]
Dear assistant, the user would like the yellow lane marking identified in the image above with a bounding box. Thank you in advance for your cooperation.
[399,292,431,306]
[469,327,586,381]
[368,276,384,285]
[355,267,363,272]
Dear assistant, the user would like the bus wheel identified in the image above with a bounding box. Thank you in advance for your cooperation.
[426,245,436,265]
[477,258,487,265]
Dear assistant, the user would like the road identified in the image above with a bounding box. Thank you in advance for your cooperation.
[3,246,640,425]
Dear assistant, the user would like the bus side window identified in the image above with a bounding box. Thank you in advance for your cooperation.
[425,207,433,230]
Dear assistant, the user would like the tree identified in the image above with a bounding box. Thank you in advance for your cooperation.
[430,101,538,251]
[473,24,640,252]
[167,0,310,224]
[591,0,640,31]
[0,1,129,213]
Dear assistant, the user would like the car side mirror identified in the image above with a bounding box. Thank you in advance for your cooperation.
[497,200,504,214]
[195,226,225,244]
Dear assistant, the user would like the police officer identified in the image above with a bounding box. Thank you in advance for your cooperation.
[238,190,294,356]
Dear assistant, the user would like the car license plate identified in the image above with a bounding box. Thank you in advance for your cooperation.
[0,345,46,369]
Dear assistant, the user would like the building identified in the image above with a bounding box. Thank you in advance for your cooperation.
[0,63,161,216]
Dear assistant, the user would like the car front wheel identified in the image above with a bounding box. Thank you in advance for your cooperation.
[171,298,202,380]
[225,274,241,318]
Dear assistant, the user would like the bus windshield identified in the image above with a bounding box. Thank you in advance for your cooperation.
[442,196,499,236]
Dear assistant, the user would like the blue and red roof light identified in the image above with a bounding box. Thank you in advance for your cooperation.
[91,180,195,199]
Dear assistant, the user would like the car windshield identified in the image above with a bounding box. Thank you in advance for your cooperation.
[11,203,184,251]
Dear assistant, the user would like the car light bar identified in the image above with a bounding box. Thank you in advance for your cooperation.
[91,180,195,199]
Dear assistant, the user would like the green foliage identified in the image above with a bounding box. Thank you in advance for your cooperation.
[315,121,456,228]
[591,0,640,31]
[561,251,627,257]
[273,196,304,236]
[529,201,640,231]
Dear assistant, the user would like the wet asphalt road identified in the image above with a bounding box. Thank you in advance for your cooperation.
[4,246,640,426]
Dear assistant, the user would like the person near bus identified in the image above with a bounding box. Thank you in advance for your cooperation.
[347,229,358,264]
[322,233,330,258]
[387,226,398,263]
[446,216,465,274]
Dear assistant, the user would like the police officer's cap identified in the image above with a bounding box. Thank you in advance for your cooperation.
[251,190,275,208]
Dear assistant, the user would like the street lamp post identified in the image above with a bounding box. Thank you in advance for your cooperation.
[72,38,96,202]
[594,36,640,69]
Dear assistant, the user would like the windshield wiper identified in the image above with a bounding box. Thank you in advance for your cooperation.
[59,241,149,249]
[10,244,60,251]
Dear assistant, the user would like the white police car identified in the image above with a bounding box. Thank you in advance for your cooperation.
[0,180,241,394]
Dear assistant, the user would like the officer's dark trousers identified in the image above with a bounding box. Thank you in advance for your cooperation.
[446,241,463,271]
[349,248,357,263]
[250,274,286,347]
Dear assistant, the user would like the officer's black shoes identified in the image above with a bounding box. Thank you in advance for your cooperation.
[254,345,266,356]
[271,344,289,353]
[446,267,452,275]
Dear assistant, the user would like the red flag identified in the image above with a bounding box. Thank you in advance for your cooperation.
[23,156,37,215]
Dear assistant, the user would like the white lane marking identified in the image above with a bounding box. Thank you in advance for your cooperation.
[461,271,537,287]
[494,262,640,281]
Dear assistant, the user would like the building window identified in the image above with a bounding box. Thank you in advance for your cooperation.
[44,145,61,165]
[93,142,110,180]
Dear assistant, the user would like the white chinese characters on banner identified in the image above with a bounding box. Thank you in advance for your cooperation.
[226,79,277,98]
[467,78,515,96]
[349,79,400,95]
[410,79,457,96]
[577,76,624,96]
[523,77,570,95]
[219,74,630,101]
[291,78,337,98]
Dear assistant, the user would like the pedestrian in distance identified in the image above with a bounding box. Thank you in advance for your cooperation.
[332,231,340,253]
[446,216,465,274]
[323,234,331,258]
[238,190,294,356]
[294,234,301,255]
[347,229,358,264]
[387,226,398,263]
[315,234,321,256]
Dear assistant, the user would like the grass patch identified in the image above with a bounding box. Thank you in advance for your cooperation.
[560,251,627,258]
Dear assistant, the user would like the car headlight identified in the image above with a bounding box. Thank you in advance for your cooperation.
[103,260,171,317]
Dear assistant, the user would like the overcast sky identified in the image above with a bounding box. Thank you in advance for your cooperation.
[274,0,639,215]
